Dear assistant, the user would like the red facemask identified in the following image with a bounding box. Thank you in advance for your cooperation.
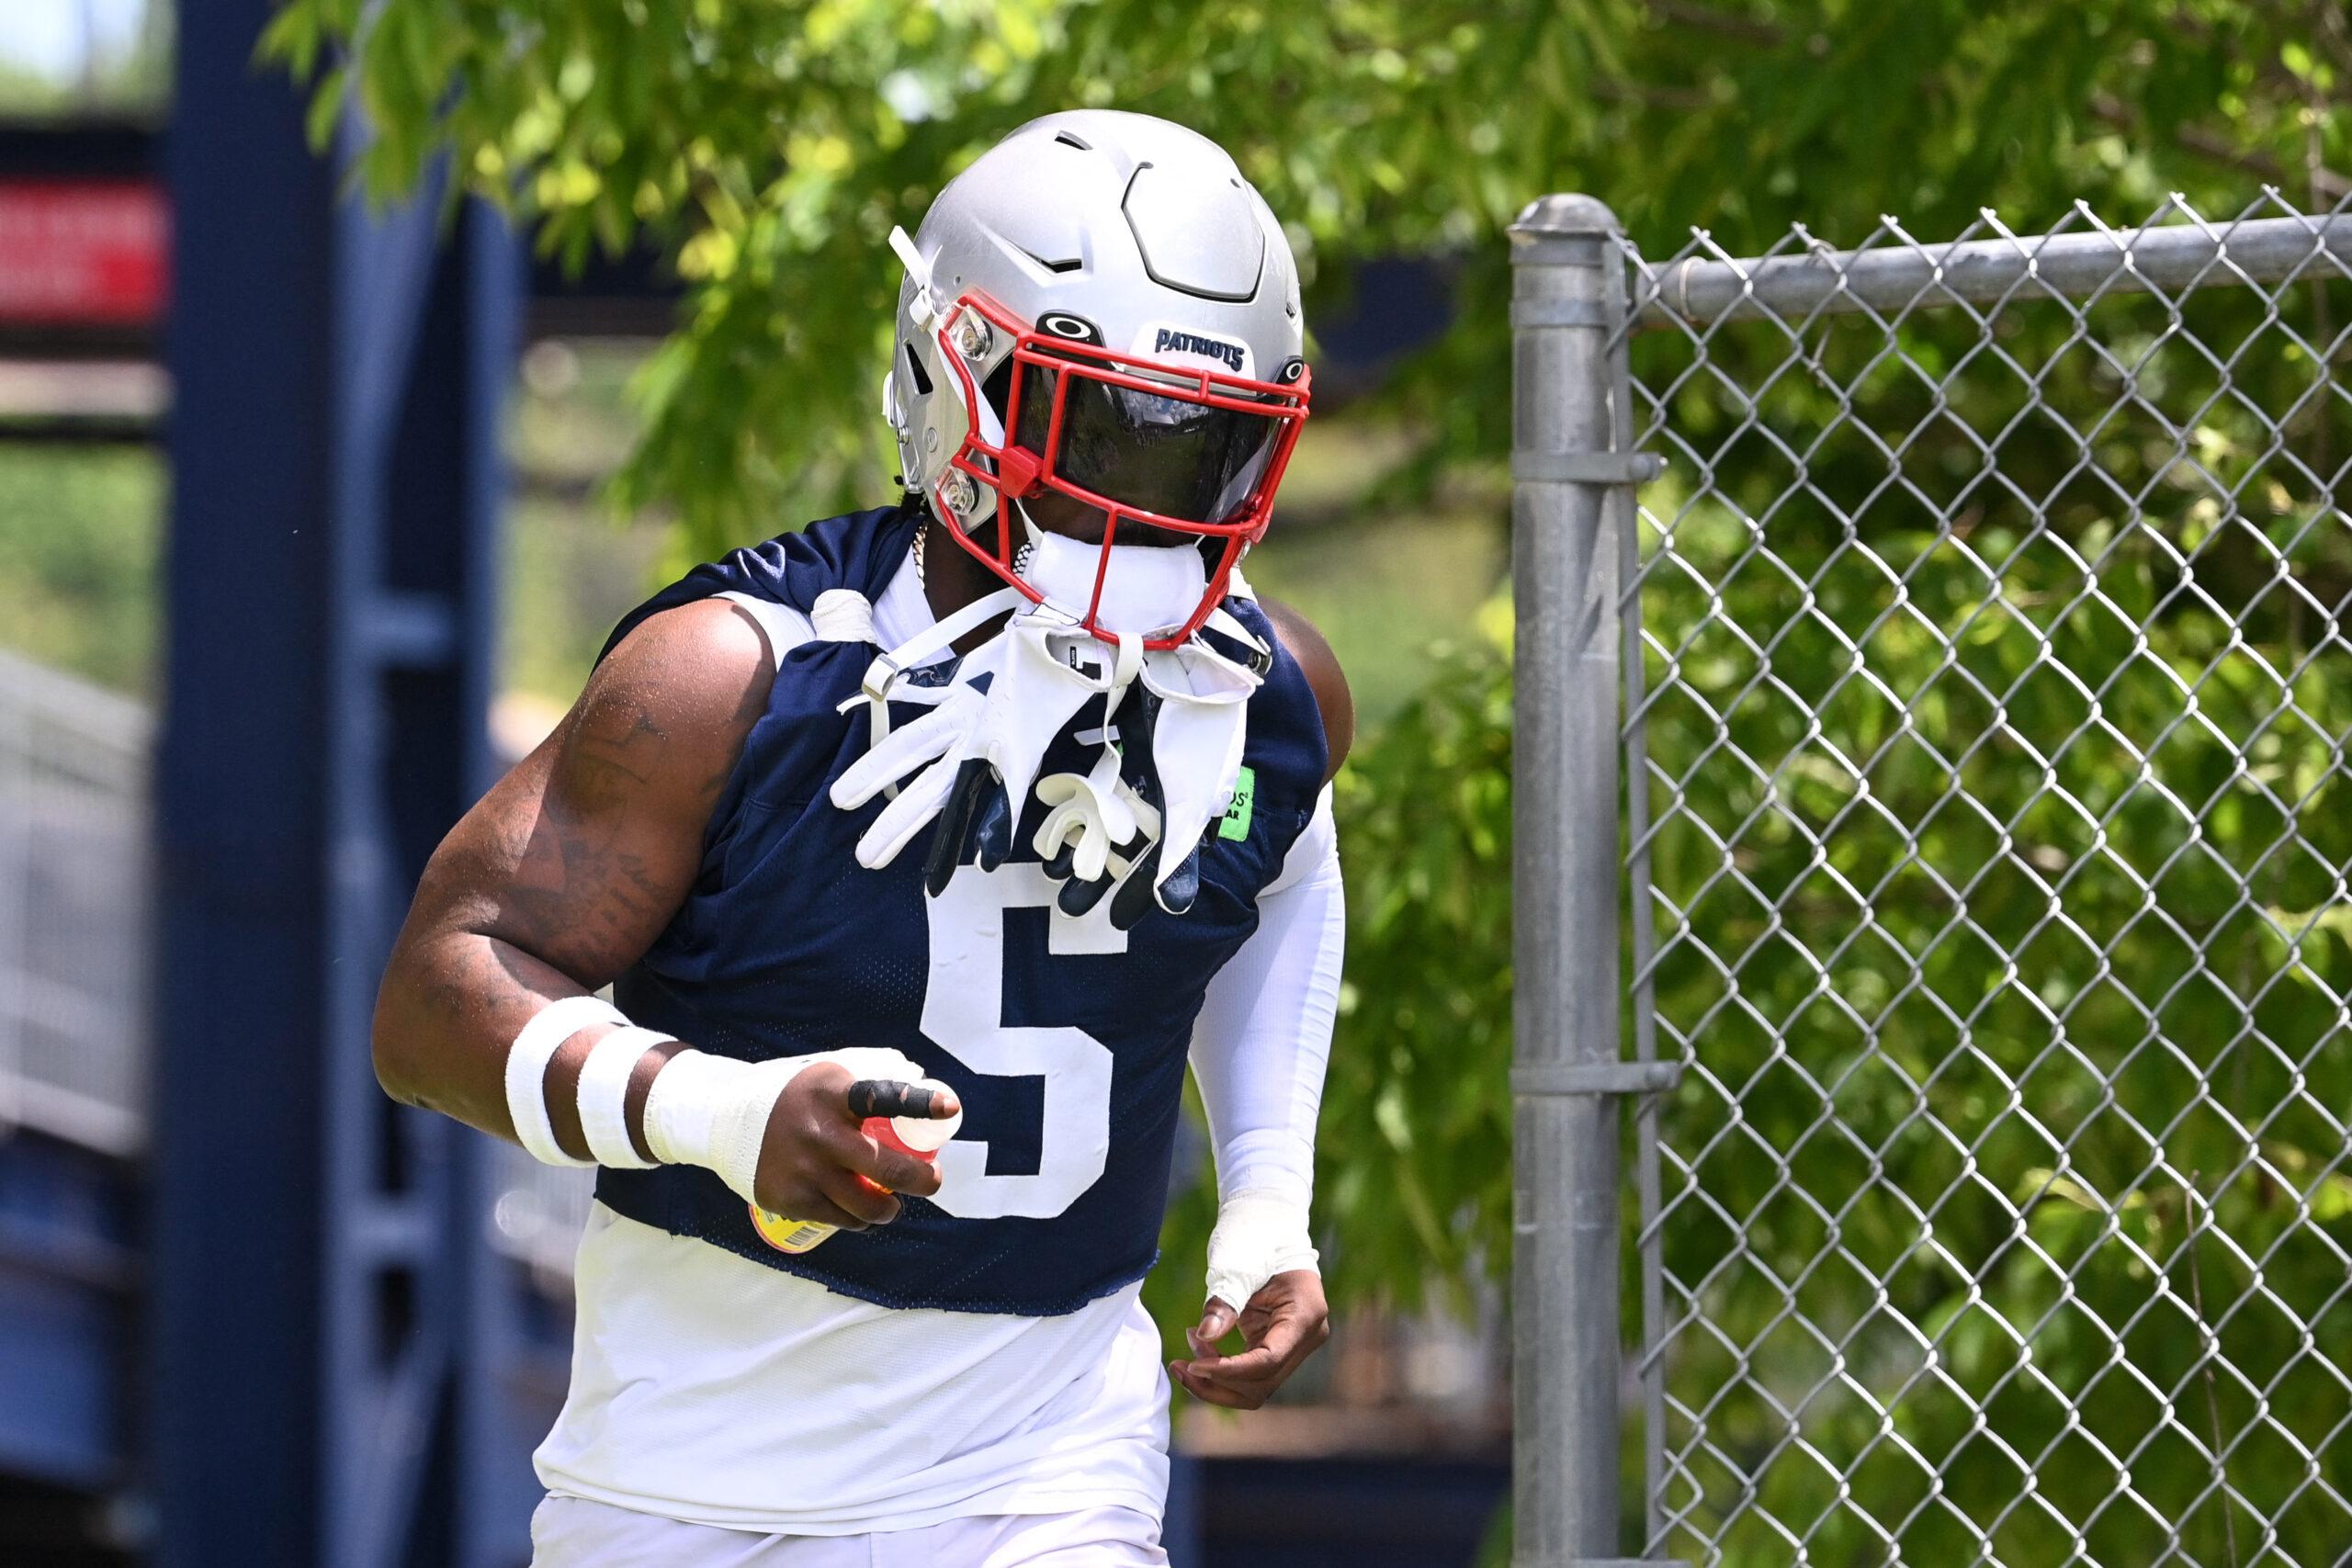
[923,291,1311,649]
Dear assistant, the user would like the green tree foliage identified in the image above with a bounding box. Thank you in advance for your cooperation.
[266,0,2350,555]
[269,16,2352,1528]
[1265,246,2351,1557]
[0,447,164,693]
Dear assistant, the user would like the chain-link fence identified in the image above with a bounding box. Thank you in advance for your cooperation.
[1510,193,2352,1567]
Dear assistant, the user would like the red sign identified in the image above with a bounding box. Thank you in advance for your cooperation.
[0,180,169,328]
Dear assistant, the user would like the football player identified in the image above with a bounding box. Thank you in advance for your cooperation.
[374,109,1352,1566]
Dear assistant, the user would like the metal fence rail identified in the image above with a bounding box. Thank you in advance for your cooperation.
[0,649,596,1288]
[1636,211,2352,329]
[1510,192,2352,1566]
[0,649,150,1156]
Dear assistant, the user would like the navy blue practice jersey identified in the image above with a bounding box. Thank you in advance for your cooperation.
[591,505,1328,1315]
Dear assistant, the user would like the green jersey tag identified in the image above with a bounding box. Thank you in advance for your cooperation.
[1218,765,1256,841]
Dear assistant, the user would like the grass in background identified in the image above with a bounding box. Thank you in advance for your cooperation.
[1245,413,1506,721]
[0,444,164,694]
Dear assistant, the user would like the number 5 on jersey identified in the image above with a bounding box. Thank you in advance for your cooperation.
[922,863,1123,1219]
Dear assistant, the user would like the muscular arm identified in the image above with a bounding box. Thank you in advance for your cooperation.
[1261,595,1354,782]
[373,598,774,1157]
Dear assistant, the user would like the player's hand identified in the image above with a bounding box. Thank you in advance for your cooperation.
[752,1063,957,1229]
[1167,1270,1329,1409]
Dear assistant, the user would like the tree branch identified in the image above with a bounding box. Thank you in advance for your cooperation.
[1591,75,1712,113]
[2089,91,2349,203]
[1645,0,1787,48]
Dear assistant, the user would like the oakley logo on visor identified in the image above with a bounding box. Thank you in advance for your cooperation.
[1037,311,1102,344]
[1135,322,1252,378]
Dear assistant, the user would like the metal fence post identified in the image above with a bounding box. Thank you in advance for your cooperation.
[1509,194,1650,1568]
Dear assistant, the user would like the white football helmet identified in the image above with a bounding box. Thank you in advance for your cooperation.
[882,110,1311,648]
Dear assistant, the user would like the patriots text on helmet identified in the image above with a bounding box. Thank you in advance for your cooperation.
[1151,327,1247,374]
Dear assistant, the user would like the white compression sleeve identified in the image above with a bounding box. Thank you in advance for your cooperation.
[1190,786,1343,1306]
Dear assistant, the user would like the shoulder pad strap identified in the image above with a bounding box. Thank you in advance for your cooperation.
[717,591,817,671]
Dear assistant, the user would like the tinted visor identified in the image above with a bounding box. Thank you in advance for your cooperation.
[1016,363,1283,525]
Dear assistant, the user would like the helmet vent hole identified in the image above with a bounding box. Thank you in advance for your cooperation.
[1014,243,1085,276]
[900,343,933,398]
[1052,130,1091,151]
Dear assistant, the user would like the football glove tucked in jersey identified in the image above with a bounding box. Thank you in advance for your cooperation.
[831,598,1138,891]
[831,517,1268,929]
[1034,745,1156,908]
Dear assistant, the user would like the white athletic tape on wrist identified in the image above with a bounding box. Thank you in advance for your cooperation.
[642,1045,923,1207]
[1204,1186,1320,1312]
[504,995,628,1168]
[575,1026,674,1168]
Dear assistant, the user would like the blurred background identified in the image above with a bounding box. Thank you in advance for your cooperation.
[3,1,2346,1565]
[1,5,1512,1565]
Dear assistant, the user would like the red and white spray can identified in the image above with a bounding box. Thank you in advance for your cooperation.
[749,1077,962,1255]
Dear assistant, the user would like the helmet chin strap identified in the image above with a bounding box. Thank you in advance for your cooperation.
[888,225,937,330]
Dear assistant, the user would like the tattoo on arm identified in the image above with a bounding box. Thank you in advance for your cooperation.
[373,599,774,1139]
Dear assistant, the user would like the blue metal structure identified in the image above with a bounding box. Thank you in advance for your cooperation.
[0,11,1501,1564]
[0,1137,135,1495]
[155,5,535,1563]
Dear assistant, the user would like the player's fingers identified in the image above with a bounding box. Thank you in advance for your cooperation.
[1187,1299,1238,1358]
[824,1124,945,1198]
[763,1185,871,1234]
[1184,1311,1310,1386]
[1168,1360,1265,1410]
[846,1079,962,1122]
[820,1167,901,1227]
[788,1060,856,1111]
[1183,1340,1289,1388]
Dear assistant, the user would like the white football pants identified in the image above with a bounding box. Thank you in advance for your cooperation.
[529,1495,1169,1567]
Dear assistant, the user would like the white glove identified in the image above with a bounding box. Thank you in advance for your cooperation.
[1033,745,1156,882]
[831,632,1012,870]
[831,610,1136,876]
[1101,636,1262,926]
[1032,745,1167,916]
[1138,639,1255,886]
[1204,1185,1320,1313]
